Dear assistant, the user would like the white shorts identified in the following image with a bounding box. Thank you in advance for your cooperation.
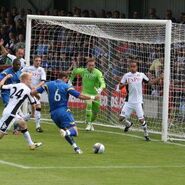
[120,102,144,120]
[0,112,23,133]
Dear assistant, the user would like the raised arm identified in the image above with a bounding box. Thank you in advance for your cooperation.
[0,39,8,56]
[0,74,12,88]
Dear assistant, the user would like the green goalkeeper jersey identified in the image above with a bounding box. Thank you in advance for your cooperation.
[70,68,106,95]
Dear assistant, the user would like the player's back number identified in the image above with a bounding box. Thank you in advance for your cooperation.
[54,89,61,101]
[10,87,24,99]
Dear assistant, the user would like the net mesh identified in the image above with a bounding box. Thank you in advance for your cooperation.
[29,18,185,139]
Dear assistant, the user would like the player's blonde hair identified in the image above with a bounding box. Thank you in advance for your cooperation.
[20,72,31,81]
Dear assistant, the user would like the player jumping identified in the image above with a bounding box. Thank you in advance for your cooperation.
[0,72,42,150]
[22,55,46,133]
[119,60,161,141]
[70,58,106,131]
[32,72,99,154]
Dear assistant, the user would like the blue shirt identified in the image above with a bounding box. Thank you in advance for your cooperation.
[37,80,80,112]
[0,67,21,94]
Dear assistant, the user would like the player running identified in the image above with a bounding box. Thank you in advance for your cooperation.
[22,55,46,133]
[0,39,26,68]
[119,60,161,141]
[32,72,99,154]
[0,72,42,150]
[70,58,106,131]
[0,58,21,106]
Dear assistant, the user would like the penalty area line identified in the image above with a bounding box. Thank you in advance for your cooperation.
[0,160,30,169]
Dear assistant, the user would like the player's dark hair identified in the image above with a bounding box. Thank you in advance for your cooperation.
[33,55,42,60]
[129,60,138,66]
[12,58,21,65]
[58,71,69,79]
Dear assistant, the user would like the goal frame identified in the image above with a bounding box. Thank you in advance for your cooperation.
[25,15,172,142]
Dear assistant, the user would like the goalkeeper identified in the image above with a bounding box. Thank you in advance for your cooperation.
[70,58,106,131]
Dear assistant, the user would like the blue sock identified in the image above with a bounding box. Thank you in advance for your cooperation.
[67,127,77,136]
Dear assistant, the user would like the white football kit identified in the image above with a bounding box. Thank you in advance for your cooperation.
[0,83,35,133]
[7,54,26,68]
[22,66,46,104]
[120,72,149,120]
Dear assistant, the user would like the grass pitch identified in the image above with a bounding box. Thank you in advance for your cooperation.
[0,121,185,185]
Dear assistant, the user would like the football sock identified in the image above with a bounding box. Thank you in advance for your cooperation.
[65,135,77,148]
[125,119,132,127]
[35,108,41,128]
[66,127,77,136]
[141,121,149,137]
[21,129,34,146]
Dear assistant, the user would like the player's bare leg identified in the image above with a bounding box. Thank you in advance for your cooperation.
[119,116,133,132]
[139,118,150,141]
[18,118,42,149]
[60,126,83,154]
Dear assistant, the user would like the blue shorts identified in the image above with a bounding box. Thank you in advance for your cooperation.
[1,92,10,107]
[51,108,76,129]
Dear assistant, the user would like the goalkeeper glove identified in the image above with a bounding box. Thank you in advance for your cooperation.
[95,88,103,94]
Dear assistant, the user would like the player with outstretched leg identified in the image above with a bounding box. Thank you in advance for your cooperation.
[32,71,99,154]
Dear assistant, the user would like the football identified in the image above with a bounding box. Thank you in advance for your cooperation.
[93,143,105,154]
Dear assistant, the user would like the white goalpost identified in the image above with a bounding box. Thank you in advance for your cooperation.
[25,15,185,142]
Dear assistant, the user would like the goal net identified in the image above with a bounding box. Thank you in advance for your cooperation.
[26,15,185,141]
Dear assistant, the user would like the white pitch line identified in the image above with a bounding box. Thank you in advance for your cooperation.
[44,121,185,147]
[0,160,30,169]
[1,160,185,170]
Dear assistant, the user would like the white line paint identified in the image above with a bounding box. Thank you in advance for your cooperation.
[44,121,185,147]
[0,160,30,169]
[1,160,185,170]
[28,165,185,169]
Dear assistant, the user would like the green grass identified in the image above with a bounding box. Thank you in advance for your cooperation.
[1,121,185,185]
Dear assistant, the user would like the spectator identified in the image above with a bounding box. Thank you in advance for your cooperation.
[5,32,17,51]
[146,8,159,19]
[82,10,89,17]
[179,12,185,24]
[15,19,25,35]
[14,9,26,23]
[132,11,140,19]
[106,11,112,18]
[112,10,120,18]
[15,33,25,49]
[73,7,81,17]
[89,10,97,18]
[165,9,176,22]
[11,7,18,18]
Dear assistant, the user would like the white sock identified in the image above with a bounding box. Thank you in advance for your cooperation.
[141,121,148,136]
[72,143,77,149]
[125,119,131,127]
[35,110,41,128]
[23,131,34,146]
